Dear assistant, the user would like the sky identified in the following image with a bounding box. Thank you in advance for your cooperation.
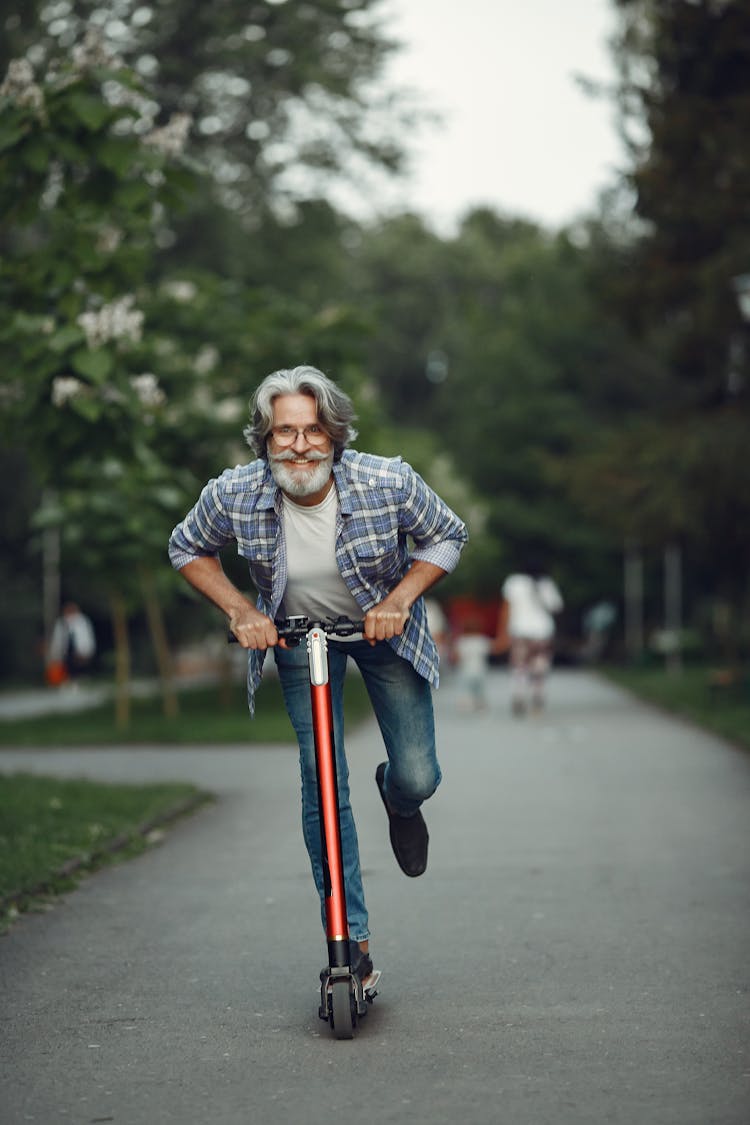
[364,0,625,233]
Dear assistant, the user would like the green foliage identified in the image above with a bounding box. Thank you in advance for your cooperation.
[0,50,192,467]
[581,0,750,626]
[346,208,624,604]
[1,0,412,225]
[612,0,750,402]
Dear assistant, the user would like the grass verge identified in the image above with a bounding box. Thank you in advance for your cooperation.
[602,663,750,752]
[0,674,373,747]
[0,773,212,932]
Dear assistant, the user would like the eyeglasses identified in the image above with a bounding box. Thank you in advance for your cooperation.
[270,424,329,446]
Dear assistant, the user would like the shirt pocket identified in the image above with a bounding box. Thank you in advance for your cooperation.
[236,534,277,602]
[236,534,276,565]
[352,530,404,583]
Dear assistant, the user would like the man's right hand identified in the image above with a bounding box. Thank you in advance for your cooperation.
[176,558,279,650]
[228,609,279,650]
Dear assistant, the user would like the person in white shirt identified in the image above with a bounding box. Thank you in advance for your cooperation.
[501,567,563,715]
[48,602,96,682]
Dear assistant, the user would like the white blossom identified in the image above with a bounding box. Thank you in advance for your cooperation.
[70,29,123,72]
[77,295,144,349]
[40,163,64,211]
[214,398,243,423]
[130,373,166,408]
[162,280,197,303]
[194,344,219,375]
[143,112,192,157]
[96,225,123,253]
[51,376,86,407]
[0,58,45,115]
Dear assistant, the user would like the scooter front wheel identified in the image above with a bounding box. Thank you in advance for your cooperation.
[329,978,354,1039]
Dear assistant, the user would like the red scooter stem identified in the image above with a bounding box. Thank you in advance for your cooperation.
[311,683,348,941]
[306,628,350,963]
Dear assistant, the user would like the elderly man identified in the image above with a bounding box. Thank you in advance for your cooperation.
[168,365,467,983]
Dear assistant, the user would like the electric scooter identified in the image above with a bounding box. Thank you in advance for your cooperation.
[232,614,380,1039]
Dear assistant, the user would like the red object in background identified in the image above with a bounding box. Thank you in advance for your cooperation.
[45,661,68,686]
[446,596,502,637]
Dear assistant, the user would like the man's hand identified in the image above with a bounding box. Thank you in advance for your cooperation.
[229,608,279,650]
[362,560,448,645]
[176,558,280,650]
[363,597,410,644]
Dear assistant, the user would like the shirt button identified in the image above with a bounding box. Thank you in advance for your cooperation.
[369,478,376,486]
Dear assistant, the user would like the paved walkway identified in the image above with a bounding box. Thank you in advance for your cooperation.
[0,668,748,1124]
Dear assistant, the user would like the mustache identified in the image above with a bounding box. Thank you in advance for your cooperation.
[269,448,332,464]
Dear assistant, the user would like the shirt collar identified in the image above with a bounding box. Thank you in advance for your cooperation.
[332,458,353,515]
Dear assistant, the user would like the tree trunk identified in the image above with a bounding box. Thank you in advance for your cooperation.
[624,540,644,663]
[664,542,683,676]
[109,590,131,729]
[139,566,179,719]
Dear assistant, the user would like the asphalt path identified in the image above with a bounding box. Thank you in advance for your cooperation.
[0,668,748,1125]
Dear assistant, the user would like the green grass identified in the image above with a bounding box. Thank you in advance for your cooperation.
[0,773,211,930]
[0,674,374,746]
[602,663,750,752]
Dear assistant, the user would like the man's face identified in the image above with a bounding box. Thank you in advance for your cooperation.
[267,393,334,505]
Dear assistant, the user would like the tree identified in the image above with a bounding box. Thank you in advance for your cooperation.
[1,0,414,233]
[0,35,200,716]
[569,0,750,652]
[346,208,629,609]
[612,0,750,405]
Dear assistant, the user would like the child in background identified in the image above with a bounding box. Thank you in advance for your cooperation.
[454,616,491,712]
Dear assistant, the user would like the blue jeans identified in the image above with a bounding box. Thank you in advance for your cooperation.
[273,639,440,943]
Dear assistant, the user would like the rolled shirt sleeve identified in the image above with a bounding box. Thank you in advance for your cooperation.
[168,473,236,571]
[398,462,468,573]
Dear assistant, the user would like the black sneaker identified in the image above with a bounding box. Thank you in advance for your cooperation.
[349,941,374,984]
[375,762,429,877]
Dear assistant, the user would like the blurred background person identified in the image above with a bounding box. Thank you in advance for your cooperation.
[453,615,491,712]
[47,601,96,687]
[581,599,617,663]
[502,564,563,715]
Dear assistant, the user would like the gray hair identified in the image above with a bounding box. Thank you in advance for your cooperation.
[244,365,358,461]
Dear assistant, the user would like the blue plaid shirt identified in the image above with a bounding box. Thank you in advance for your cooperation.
[168,450,468,711]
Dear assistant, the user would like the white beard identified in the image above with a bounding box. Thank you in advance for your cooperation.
[269,449,334,499]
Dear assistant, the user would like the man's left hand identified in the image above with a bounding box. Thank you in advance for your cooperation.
[364,599,410,644]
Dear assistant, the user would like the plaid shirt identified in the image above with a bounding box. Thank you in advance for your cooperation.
[168,450,468,711]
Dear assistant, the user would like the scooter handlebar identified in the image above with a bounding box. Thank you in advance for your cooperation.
[227,615,365,646]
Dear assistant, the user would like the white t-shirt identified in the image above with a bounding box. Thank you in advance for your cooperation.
[502,573,563,641]
[48,611,96,662]
[280,487,363,637]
